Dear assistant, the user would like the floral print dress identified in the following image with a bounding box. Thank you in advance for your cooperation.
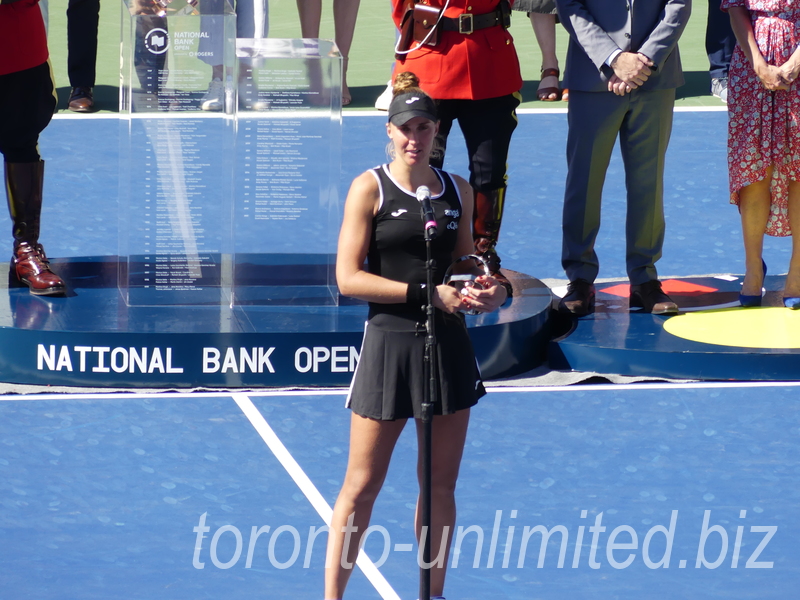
[722,0,800,236]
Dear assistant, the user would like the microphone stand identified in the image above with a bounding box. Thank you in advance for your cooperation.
[419,224,437,600]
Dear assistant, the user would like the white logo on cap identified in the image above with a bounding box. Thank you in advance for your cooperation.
[405,96,421,104]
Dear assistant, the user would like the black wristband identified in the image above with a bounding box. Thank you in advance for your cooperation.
[406,283,427,307]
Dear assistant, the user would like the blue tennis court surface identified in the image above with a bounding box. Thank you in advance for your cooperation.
[4,106,800,599]
[2,384,798,599]
[27,109,798,283]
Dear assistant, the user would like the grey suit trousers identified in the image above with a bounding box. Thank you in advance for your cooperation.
[562,87,675,285]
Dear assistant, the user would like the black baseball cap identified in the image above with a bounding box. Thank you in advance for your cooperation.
[388,91,438,126]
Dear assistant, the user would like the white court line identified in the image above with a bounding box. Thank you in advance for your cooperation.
[0,389,348,402]
[232,393,402,600]
[2,380,800,402]
[486,380,800,393]
[348,106,727,117]
[51,105,727,121]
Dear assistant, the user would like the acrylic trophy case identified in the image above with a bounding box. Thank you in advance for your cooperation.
[119,0,236,305]
[120,0,342,307]
[233,38,342,306]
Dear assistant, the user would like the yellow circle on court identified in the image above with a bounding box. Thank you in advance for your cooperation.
[664,307,800,349]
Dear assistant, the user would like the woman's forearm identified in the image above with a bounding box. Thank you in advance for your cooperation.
[781,43,800,81]
[336,268,409,304]
[728,7,767,72]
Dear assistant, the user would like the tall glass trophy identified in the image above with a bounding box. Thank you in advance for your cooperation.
[233,38,343,306]
[119,0,236,305]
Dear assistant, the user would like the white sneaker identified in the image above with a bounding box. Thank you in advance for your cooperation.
[200,77,224,111]
[711,77,728,104]
[374,80,393,111]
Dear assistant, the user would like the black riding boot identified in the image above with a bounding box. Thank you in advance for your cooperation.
[473,187,512,297]
[5,161,66,296]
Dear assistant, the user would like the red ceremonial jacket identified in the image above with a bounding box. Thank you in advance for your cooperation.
[392,0,522,100]
[0,0,48,76]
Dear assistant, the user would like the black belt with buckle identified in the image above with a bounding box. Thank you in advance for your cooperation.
[438,6,510,35]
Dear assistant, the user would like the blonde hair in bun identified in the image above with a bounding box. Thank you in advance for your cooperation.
[392,72,427,98]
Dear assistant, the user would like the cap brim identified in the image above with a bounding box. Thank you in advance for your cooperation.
[389,109,438,126]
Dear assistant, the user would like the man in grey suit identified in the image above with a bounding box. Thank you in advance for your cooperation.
[555,0,691,315]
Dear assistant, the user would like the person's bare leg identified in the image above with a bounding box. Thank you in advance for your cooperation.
[296,0,322,37]
[324,413,406,599]
[333,0,360,104]
[530,12,559,101]
[784,179,800,298]
[738,167,772,297]
[414,408,470,597]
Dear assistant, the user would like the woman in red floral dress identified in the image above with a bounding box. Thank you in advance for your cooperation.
[723,0,800,307]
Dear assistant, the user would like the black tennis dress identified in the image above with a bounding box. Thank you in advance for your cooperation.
[346,164,486,421]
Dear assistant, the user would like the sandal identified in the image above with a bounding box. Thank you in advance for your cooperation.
[537,67,561,102]
[342,57,352,106]
[561,88,569,102]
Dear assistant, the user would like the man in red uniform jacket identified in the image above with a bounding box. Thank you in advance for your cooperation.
[393,0,522,293]
[0,0,67,295]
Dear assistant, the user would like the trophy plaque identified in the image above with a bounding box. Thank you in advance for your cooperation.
[233,38,343,306]
[119,0,236,305]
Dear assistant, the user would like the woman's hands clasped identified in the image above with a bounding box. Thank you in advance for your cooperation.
[755,56,800,92]
[432,276,508,315]
[777,59,800,88]
[756,63,791,91]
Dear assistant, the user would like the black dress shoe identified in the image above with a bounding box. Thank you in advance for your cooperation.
[558,279,595,315]
[630,280,678,314]
[68,87,94,112]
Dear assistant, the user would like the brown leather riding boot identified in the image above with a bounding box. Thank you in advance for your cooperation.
[5,161,67,296]
[473,187,512,297]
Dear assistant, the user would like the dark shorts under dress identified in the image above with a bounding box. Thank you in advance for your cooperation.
[346,311,486,421]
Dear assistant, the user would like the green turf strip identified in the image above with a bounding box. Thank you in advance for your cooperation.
[44,0,722,112]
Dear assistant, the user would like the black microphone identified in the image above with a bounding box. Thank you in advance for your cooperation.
[416,185,438,239]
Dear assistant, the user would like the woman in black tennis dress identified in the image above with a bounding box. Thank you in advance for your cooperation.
[324,72,508,600]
